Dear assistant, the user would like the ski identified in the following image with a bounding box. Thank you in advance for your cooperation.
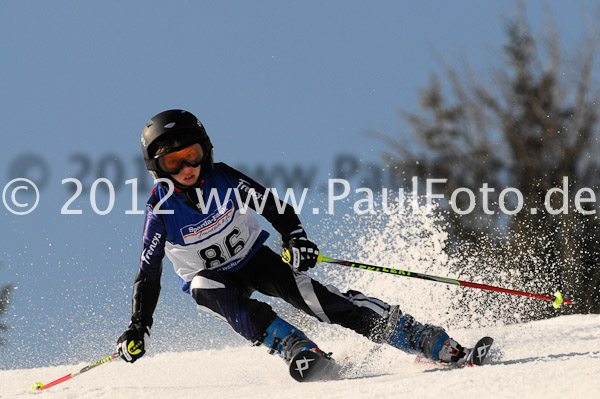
[288,348,341,382]
[468,336,494,366]
[415,336,494,368]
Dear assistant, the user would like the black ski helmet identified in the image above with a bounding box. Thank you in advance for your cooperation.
[141,109,214,182]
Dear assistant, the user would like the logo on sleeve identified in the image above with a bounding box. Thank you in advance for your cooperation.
[141,232,162,265]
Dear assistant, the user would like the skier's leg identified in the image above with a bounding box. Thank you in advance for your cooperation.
[238,247,387,336]
[241,247,467,363]
[191,268,333,377]
[189,269,276,342]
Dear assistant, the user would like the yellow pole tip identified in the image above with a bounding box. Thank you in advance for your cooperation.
[553,291,564,309]
[32,382,44,391]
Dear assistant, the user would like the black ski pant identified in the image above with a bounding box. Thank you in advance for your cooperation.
[189,245,390,343]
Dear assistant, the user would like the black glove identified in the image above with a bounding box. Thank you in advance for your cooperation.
[117,320,150,363]
[283,232,320,272]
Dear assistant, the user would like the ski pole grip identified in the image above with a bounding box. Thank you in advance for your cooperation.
[281,250,323,264]
[282,249,292,264]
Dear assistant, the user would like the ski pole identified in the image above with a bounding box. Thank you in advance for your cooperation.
[32,352,120,391]
[316,254,573,308]
[281,250,572,308]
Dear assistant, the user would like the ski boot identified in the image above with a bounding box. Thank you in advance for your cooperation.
[261,316,337,382]
[438,337,469,365]
[380,306,494,367]
[378,305,450,362]
[424,336,494,367]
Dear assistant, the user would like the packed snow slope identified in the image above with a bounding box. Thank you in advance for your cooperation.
[4,204,597,397]
[2,314,599,398]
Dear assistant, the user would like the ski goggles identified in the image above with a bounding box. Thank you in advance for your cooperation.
[155,143,206,174]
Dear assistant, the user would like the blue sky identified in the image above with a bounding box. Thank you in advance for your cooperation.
[1,1,596,369]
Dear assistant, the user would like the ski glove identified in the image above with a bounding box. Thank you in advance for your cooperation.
[283,234,320,272]
[117,321,150,363]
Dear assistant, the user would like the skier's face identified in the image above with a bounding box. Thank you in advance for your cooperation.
[172,163,201,187]
[155,140,204,186]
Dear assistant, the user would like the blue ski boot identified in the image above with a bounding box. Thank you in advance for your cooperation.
[261,316,336,382]
[379,305,456,362]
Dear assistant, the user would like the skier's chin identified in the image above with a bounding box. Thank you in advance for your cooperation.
[173,167,201,187]
[179,176,200,187]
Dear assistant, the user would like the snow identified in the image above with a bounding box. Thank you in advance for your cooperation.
[2,314,599,398]
[4,203,598,397]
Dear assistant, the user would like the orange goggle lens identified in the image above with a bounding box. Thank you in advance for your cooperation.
[157,143,204,174]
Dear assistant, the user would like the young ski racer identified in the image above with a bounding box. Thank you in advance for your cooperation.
[117,109,489,381]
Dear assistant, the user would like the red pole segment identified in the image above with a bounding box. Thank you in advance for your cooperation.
[320,256,573,306]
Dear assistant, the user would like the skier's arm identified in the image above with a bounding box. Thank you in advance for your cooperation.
[117,203,165,363]
[131,203,166,328]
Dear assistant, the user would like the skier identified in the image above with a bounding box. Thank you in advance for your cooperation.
[117,109,478,381]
